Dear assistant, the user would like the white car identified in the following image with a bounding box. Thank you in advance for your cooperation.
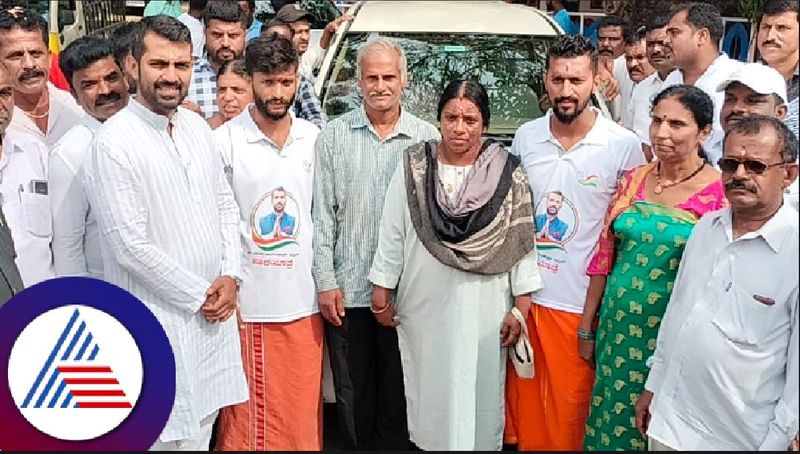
[315,0,609,143]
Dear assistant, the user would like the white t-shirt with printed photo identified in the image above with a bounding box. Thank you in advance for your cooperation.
[512,107,645,314]
[215,108,320,323]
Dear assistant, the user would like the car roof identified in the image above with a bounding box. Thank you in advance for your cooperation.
[347,1,560,35]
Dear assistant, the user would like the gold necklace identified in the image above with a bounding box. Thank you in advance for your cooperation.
[653,160,706,194]
[22,108,49,119]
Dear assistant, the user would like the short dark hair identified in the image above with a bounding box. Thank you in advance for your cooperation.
[671,2,724,46]
[241,0,256,9]
[60,36,117,91]
[245,35,298,75]
[645,13,672,33]
[724,115,799,163]
[762,0,799,20]
[546,34,598,71]
[0,6,48,47]
[132,15,192,62]
[437,80,491,128]
[270,0,295,12]
[204,0,248,29]
[651,84,714,161]
[597,15,625,32]
[188,0,208,11]
[218,57,249,79]
[111,21,144,68]
[261,19,292,36]
[624,25,646,46]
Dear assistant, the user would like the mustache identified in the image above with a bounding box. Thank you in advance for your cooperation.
[554,96,579,105]
[762,39,780,47]
[19,68,45,81]
[155,81,182,90]
[95,91,122,107]
[725,180,757,193]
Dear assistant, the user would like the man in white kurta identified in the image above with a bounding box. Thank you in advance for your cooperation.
[368,153,543,451]
[86,16,247,449]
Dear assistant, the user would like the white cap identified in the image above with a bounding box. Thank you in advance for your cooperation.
[716,63,788,105]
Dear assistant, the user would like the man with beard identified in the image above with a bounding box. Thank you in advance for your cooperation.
[596,15,632,123]
[87,15,247,450]
[621,27,655,130]
[188,0,247,119]
[505,34,644,451]
[635,116,799,451]
[535,191,569,242]
[0,59,30,302]
[0,7,82,148]
[213,35,323,451]
[262,17,326,128]
[630,13,676,155]
[662,3,742,159]
[49,36,129,279]
[312,38,440,450]
[259,187,296,238]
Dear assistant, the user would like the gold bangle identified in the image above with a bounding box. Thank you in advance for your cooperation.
[370,304,390,314]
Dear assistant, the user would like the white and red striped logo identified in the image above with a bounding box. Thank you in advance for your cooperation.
[7,305,143,441]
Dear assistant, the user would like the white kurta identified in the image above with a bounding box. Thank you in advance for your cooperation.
[86,99,248,442]
[9,82,84,148]
[369,164,544,451]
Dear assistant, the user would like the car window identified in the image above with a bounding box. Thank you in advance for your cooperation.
[321,33,552,137]
[255,0,340,29]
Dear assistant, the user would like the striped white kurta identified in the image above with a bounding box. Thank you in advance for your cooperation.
[86,99,248,442]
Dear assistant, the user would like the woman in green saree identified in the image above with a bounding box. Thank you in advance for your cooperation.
[581,85,727,451]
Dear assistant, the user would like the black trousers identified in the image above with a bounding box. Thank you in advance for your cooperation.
[325,307,410,450]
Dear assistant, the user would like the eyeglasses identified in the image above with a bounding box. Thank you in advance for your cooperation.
[717,157,786,175]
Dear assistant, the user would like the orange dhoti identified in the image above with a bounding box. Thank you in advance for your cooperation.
[216,313,324,451]
[505,304,595,451]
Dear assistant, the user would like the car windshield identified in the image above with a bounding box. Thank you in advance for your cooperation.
[321,32,553,137]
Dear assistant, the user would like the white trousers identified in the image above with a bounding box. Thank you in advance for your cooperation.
[150,410,219,451]
[649,437,677,451]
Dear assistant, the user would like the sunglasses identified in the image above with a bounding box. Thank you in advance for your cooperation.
[717,157,785,175]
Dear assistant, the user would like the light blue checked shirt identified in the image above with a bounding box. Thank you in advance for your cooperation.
[312,106,440,308]
[187,57,218,119]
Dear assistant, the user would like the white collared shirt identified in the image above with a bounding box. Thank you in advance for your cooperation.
[511,107,645,313]
[644,204,799,451]
[86,98,247,442]
[9,82,84,148]
[613,55,636,126]
[0,129,54,286]
[629,72,669,145]
[48,115,103,278]
[663,53,744,164]
[215,108,320,322]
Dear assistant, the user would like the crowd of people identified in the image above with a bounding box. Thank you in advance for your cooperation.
[0,0,797,451]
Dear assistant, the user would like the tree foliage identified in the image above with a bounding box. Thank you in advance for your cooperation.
[604,0,748,27]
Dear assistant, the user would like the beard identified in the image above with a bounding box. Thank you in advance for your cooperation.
[552,96,590,124]
[255,94,296,121]
[139,79,186,115]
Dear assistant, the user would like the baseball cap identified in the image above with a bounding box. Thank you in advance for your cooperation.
[716,63,789,105]
[275,3,314,23]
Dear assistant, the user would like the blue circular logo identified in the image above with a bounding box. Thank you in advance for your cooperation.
[0,277,175,450]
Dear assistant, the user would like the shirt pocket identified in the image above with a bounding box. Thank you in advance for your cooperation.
[19,191,52,238]
[711,283,776,345]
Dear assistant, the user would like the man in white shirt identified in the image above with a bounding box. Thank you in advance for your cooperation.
[213,35,323,451]
[662,2,743,156]
[87,16,247,450]
[629,13,676,157]
[708,63,789,166]
[597,15,633,123]
[621,27,655,129]
[635,115,799,451]
[0,59,53,287]
[177,0,208,60]
[505,34,645,451]
[49,36,129,279]
[0,7,82,148]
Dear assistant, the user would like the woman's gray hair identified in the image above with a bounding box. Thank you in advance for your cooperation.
[356,37,408,83]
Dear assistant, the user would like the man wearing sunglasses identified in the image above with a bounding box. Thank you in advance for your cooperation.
[635,115,799,451]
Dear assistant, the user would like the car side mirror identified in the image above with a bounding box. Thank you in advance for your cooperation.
[59,9,75,27]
